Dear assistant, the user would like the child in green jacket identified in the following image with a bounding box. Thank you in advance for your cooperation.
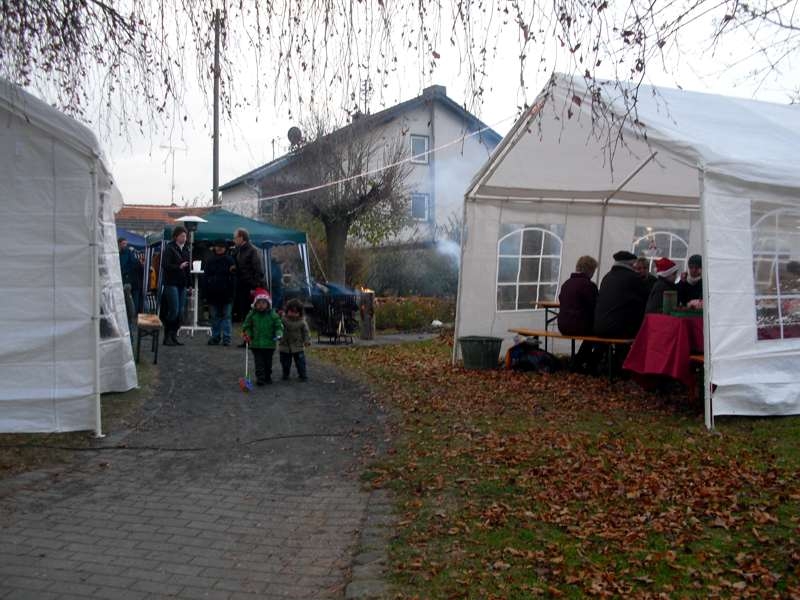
[242,289,284,385]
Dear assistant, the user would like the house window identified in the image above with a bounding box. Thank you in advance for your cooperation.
[497,226,563,311]
[752,206,800,340]
[632,227,689,273]
[411,193,429,221]
[410,135,429,164]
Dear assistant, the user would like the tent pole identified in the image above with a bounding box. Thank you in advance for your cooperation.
[699,171,713,430]
[596,152,658,277]
[452,194,471,365]
[91,173,104,438]
[299,244,312,296]
[264,247,271,291]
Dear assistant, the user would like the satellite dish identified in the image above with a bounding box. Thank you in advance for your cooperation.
[287,126,303,145]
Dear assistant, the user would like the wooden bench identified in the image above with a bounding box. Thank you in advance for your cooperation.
[136,313,163,365]
[509,328,635,377]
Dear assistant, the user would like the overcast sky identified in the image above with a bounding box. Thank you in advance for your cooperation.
[97,10,797,208]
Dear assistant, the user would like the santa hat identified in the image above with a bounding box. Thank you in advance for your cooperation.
[252,288,271,307]
[655,257,678,279]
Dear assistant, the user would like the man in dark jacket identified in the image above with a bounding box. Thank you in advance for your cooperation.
[232,228,265,322]
[677,254,703,306]
[202,239,236,345]
[593,250,649,339]
[119,238,144,314]
[633,257,658,294]
[161,226,191,346]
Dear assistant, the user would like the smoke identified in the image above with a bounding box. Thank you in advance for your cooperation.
[436,239,461,266]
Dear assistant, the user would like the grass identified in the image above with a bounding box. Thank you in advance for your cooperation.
[0,359,157,480]
[319,336,800,599]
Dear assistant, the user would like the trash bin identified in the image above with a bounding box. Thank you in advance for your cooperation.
[458,336,503,370]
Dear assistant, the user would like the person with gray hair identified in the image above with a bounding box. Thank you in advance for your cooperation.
[558,255,599,373]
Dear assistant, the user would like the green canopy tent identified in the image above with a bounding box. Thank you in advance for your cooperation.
[190,209,307,247]
[148,209,311,314]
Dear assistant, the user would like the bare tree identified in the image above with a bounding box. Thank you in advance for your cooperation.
[263,114,412,284]
[1,1,797,134]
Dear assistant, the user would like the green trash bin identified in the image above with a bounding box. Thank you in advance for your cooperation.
[458,336,503,370]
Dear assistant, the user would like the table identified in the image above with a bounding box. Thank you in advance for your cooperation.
[623,314,703,387]
[532,300,560,351]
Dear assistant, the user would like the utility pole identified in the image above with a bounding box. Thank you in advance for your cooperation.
[159,144,188,204]
[360,78,372,114]
[212,8,221,205]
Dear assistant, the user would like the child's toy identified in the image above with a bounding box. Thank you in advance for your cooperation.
[239,342,253,392]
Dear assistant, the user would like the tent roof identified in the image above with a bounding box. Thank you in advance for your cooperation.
[183,209,306,247]
[0,78,105,163]
[116,227,147,248]
[470,74,800,203]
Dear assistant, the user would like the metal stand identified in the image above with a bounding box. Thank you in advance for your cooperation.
[178,270,212,337]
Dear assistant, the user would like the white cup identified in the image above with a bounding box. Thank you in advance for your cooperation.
[192,260,202,271]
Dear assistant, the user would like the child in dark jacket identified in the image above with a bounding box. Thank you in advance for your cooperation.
[278,299,311,381]
[242,289,284,385]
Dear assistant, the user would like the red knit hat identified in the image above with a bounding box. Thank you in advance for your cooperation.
[251,288,271,307]
[655,257,678,279]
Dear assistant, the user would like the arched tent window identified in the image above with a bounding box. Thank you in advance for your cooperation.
[752,207,800,340]
[497,227,563,311]
[632,229,689,272]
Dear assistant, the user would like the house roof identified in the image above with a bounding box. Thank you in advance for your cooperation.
[115,204,214,234]
[219,85,502,191]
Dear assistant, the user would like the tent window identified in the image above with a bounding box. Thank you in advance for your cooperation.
[632,228,689,272]
[752,206,800,340]
[497,226,563,311]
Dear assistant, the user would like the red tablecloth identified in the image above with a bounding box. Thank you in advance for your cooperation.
[623,314,703,387]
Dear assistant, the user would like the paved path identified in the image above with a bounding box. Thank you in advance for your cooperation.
[0,335,387,600]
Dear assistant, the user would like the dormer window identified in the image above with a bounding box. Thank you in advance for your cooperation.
[410,135,429,164]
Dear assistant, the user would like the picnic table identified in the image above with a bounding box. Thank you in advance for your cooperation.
[623,313,703,387]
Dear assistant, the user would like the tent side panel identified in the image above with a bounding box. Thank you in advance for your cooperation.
[456,198,701,358]
[0,110,97,431]
[705,175,800,416]
[98,181,137,394]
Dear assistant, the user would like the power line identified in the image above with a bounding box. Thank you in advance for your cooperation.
[221,114,517,209]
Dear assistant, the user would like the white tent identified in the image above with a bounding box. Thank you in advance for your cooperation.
[0,79,137,433]
[455,74,800,428]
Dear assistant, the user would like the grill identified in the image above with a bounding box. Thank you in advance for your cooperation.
[310,292,360,344]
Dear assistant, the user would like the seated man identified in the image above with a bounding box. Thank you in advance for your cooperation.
[677,254,703,306]
[645,257,680,313]
[593,250,649,339]
[633,257,658,294]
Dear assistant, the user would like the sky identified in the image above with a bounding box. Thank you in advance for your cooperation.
[95,6,797,208]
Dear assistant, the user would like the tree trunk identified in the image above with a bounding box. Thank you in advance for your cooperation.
[324,219,350,285]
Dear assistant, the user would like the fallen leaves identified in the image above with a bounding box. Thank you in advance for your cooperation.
[320,338,800,598]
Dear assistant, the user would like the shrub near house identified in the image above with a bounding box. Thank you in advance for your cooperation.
[375,296,455,332]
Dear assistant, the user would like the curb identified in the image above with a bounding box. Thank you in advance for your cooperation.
[345,487,395,600]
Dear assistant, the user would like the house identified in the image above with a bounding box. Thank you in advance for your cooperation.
[115,204,214,237]
[219,85,502,244]
[455,73,800,427]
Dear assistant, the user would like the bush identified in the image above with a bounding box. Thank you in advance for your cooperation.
[375,296,456,331]
[365,246,458,297]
